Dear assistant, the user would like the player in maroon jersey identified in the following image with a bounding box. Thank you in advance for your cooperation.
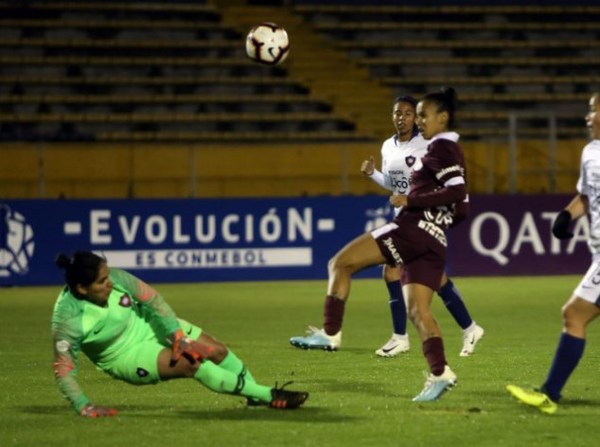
[291,87,466,402]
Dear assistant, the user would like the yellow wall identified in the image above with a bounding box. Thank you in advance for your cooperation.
[0,140,584,199]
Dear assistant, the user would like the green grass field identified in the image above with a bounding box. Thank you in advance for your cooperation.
[1,276,599,447]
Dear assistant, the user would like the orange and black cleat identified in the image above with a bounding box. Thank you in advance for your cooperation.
[269,382,309,409]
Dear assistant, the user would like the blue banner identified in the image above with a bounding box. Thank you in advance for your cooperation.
[0,196,591,286]
[0,197,394,286]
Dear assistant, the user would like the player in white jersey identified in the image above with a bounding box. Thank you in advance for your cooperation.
[361,95,483,357]
[507,92,600,414]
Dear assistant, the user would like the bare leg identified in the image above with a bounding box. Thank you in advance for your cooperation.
[439,272,448,288]
[383,264,402,282]
[327,233,387,300]
[404,283,439,342]
[562,296,600,337]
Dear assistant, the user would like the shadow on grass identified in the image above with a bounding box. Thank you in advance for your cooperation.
[20,405,358,423]
[560,398,600,407]
[307,377,403,398]
[176,406,358,423]
[20,405,73,415]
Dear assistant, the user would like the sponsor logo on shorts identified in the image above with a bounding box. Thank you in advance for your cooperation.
[382,237,402,264]
[417,220,447,247]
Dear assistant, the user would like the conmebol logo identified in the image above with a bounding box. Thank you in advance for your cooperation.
[0,204,35,277]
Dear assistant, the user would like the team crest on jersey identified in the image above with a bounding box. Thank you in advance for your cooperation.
[405,155,416,167]
[119,294,132,307]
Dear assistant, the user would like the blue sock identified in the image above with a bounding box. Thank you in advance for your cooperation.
[542,332,585,402]
[386,280,407,335]
[437,279,473,330]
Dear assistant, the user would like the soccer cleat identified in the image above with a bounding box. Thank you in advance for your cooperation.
[506,385,558,415]
[375,333,410,357]
[269,382,309,409]
[459,324,485,357]
[289,326,341,351]
[412,365,457,402]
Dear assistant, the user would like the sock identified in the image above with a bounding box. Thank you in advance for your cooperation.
[194,360,272,402]
[542,332,585,402]
[323,295,345,336]
[218,350,256,384]
[422,337,447,376]
[386,280,407,335]
[437,279,473,330]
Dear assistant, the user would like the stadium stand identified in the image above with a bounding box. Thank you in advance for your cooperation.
[292,2,600,140]
[0,0,369,142]
[1,0,597,197]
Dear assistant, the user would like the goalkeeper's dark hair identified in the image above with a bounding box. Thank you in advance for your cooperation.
[55,251,106,295]
[422,86,458,129]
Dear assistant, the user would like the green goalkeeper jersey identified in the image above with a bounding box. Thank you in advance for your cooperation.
[51,268,181,412]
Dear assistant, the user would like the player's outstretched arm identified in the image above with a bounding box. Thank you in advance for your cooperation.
[52,310,97,415]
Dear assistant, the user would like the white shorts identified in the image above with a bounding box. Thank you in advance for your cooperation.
[574,261,600,306]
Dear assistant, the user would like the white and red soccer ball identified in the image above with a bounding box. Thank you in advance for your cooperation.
[245,22,289,66]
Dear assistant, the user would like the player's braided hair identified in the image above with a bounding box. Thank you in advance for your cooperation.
[55,251,106,297]
[422,86,458,129]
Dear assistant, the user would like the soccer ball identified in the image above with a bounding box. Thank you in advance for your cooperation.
[245,22,289,66]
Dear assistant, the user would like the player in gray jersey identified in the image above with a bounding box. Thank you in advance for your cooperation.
[508,92,600,414]
[361,95,483,358]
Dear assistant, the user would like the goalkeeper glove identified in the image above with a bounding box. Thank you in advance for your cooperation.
[552,210,573,239]
[168,329,204,367]
[80,404,118,418]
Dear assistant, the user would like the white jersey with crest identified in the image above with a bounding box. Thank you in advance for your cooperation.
[572,139,600,304]
[576,139,600,258]
[369,133,429,216]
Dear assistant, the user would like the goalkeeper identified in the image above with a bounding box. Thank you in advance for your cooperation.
[52,251,308,417]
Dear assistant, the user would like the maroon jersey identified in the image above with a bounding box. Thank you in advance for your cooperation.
[394,135,467,247]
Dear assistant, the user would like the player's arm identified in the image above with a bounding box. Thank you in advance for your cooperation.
[552,194,588,239]
[52,318,117,417]
[361,156,393,191]
[564,194,588,220]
